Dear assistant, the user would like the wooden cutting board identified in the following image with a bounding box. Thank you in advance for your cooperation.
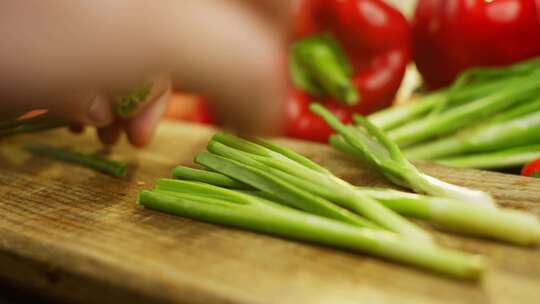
[0,121,539,304]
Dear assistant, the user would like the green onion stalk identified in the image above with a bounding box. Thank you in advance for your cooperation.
[194,151,377,229]
[368,56,540,132]
[170,166,540,245]
[367,77,517,131]
[359,188,540,245]
[172,166,248,188]
[404,99,540,160]
[0,115,67,138]
[25,143,128,177]
[427,57,540,116]
[310,103,496,209]
[386,73,540,147]
[199,133,433,243]
[138,180,485,279]
[435,144,540,170]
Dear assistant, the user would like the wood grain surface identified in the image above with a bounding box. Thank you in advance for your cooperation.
[0,121,539,304]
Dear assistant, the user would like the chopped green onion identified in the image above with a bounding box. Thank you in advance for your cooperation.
[114,83,153,118]
[168,166,540,245]
[207,134,432,243]
[0,116,66,138]
[195,151,376,228]
[172,166,247,188]
[138,185,485,279]
[25,143,128,177]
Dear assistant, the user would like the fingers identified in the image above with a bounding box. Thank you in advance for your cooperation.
[0,1,170,119]
[97,122,122,146]
[96,75,172,147]
[124,82,172,147]
[53,93,116,127]
[0,0,290,144]
[69,124,85,134]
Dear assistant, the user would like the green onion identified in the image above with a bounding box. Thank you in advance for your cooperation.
[404,99,540,160]
[253,138,331,174]
[359,188,540,245]
[138,184,485,279]
[386,74,540,147]
[435,144,540,169]
[24,143,128,177]
[427,60,540,116]
[0,116,66,138]
[195,151,377,228]
[172,166,247,188]
[368,90,448,131]
[206,134,432,243]
[486,97,540,124]
[367,78,513,131]
[114,83,153,118]
[446,56,540,91]
[310,103,496,208]
[168,166,540,245]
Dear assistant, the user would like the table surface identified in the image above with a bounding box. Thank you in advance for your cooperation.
[0,122,539,304]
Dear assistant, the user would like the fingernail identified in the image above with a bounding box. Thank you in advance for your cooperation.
[88,95,114,127]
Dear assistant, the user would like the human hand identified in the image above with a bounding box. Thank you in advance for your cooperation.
[0,0,290,146]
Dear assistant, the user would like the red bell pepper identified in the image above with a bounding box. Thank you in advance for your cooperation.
[286,88,353,142]
[521,158,540,178]
[413,0,540,89]
[286,0,411,142]
[164,92,214,125]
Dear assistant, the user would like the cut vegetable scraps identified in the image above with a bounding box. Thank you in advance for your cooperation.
[114,82,153,118]
[25,143,128,177]
[0,115,67,138]
[310,103,496,209]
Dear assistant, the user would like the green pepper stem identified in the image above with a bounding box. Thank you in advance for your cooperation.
[291,34,360,105]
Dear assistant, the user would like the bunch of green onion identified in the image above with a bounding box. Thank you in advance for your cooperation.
[138,110,540,279]
[367,57,540,169]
